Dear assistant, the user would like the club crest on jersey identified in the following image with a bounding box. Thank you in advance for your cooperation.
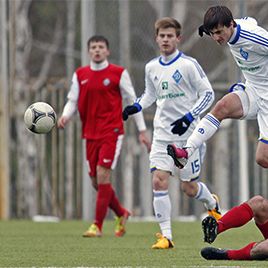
[103,78,110,86]
[161,81,168,90]
[240,48,248,60]
[172,70,182,84]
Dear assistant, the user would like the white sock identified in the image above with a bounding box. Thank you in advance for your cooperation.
[186,113,220,156]
[194,182,216,210]
[153,190,172,240]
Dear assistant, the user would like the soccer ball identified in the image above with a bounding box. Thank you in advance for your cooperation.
[24,102,57,134]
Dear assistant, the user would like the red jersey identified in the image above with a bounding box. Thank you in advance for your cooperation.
[76,63,124,139]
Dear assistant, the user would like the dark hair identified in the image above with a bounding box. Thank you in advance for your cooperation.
[155,17,182,37]
[203,6,236,31]
[87,35,109,50]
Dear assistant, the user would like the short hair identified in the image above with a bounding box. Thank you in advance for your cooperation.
[87,35,109,50]
[203,6,236,31]
[155,17,182,37]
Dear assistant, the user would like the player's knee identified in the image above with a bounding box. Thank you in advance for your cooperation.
[248,195,264,209]
[152,177,167,190]
[256,155,268,168]
[211,99,230,120]
[248,195,268,222]
[96,166,111,184]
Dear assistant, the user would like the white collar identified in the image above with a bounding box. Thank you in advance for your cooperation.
[161,50,180,63]
[90,60,109,70]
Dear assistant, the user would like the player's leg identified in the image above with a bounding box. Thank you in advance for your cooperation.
[250,239,268,259]
[179,145,221,220]
[150,140,174,249]
[202,203,254,243]
[186,92,243,156]
[201,242,258,260]
[152,170,174,249]
[255,103,268,168]
[98,134,130,237]
[83,140,103,237]
[249,195,268,239]
[167,91,246,169]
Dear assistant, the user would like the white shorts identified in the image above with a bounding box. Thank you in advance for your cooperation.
[149,140,206,181]
[234,85,268,141]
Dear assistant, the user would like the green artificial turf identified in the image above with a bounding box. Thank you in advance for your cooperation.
[0,220,265,267]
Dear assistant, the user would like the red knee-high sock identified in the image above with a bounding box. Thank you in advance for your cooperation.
[109,187,126,217]
[256,220,268,239]
[227,242,256,260]
[95,183,113,230]
[218,203,253,233]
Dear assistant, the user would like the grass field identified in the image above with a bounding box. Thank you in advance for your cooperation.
[0,219,266,267]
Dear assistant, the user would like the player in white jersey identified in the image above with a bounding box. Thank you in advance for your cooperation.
[169,5,268,171]
[122,17,221,249]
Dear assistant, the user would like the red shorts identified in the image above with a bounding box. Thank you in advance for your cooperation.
[86,134,124,177]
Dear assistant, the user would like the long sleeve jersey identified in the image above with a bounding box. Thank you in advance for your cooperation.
[62,60,146,139]
[137,50,214,142]
[228,17,268,100]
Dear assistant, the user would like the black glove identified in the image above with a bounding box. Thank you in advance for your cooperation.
[198,25,210,37]
[122,103,142,121]
[171,112,194,136]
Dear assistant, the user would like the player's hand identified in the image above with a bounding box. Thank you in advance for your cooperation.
[171,112,194,136]
[122,103,142,121]
[138,130,151,153]
[57,116,69,129]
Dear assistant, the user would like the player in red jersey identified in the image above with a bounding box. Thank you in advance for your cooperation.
[201,195,268,260]
[58,35,151,237]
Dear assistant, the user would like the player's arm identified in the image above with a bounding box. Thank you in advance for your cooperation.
[58,73,79,129]
[119,69,152,151]
[171,62,215,136]
[122,65,156,120]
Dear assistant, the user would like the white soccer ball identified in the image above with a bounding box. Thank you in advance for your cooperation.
[24,102,57,134]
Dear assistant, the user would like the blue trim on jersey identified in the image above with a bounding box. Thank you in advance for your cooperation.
[150,167,157,172]
[190,176,200,182]
[241,29,268,43]
[240,31,268,47]
[229,24,241,44]
[192,92,213,117]
[159,51,182,66]
[260,138,268,144]
[153,191,168,197]
[181,54,205,78]
[205,114,220,129]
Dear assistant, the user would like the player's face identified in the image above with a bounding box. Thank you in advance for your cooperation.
[88,41,110,63]
[156,27,180,56]
[209,23,235,45]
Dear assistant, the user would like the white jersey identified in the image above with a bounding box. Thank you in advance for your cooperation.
[137,50,214,141]
[229,18,268,99]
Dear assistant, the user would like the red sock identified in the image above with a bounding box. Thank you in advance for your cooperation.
[256,220,268,239]
[218,203,253,233]
[227,242,256,260]
[95,184,113,230]
[109,187,126,217]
